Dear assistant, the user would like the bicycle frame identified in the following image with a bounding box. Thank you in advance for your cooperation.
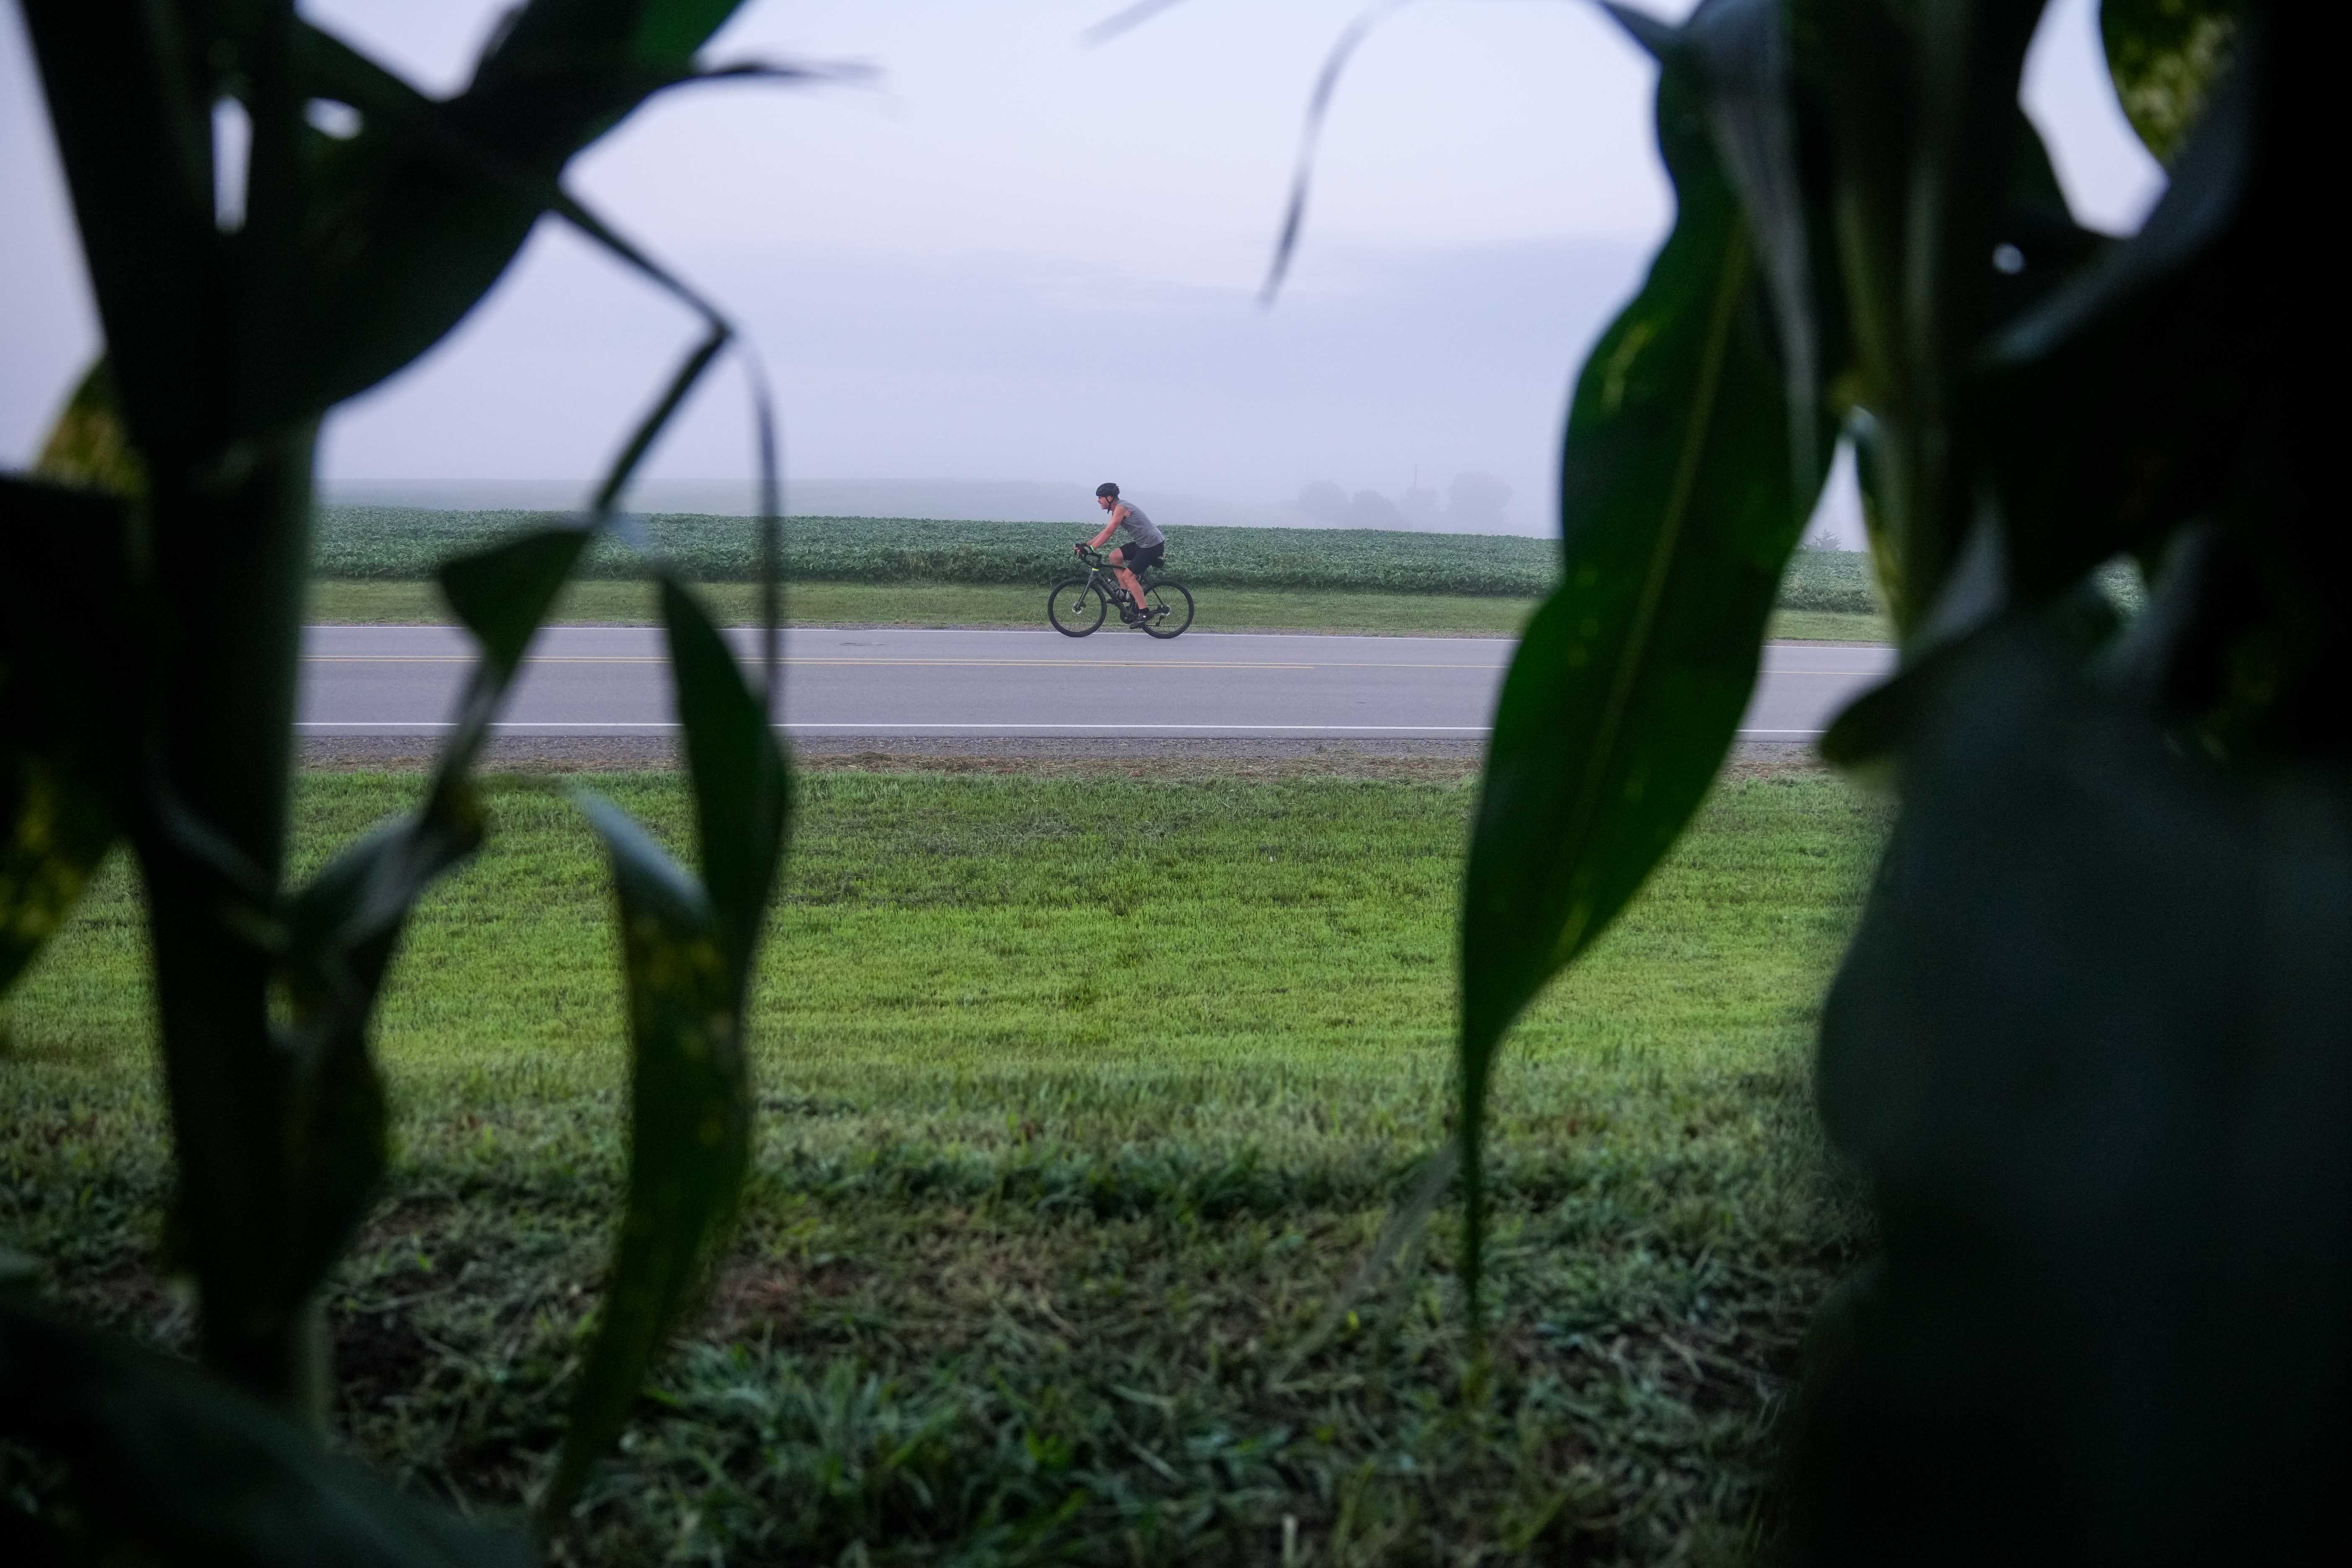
[1051,545,1191,639]
[1073,547,1148,600]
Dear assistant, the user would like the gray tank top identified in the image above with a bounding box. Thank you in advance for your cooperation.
[1115,501,1164,548]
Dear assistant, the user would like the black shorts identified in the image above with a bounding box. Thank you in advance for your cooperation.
[1116,541,1165,571]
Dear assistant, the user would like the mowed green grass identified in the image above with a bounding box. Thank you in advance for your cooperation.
[307,578,1896,643]
[0,766,1884,1565]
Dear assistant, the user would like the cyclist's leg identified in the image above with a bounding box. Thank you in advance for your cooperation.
[1119,545,1160,611]
[1109,548,1145,606]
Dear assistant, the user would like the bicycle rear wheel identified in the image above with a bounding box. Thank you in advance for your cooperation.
[1048,577,1106,637]
[1140,580,1193,639]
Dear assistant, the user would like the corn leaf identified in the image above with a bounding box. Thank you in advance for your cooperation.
[1787,0,2048,631]
[1797,615,2352,1558]
[0,754,113,1002]
[1681,0,1841,489]
[547,796,749,1522]
[259,4,758,426]
[0,478,144,1001]
[1456,3,1822,1313]
[1975,20,2259,603]
[271,525,596,1312]
[31,360,146,499]
[13,1,224,467]
[660,577,789,984]
[545,576,784,1519]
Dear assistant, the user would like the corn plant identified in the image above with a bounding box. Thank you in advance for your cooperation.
[1450,0,2338,1553]
[1,1,805,1557]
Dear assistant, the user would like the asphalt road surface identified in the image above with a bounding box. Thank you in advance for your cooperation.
[297,625,1894,741]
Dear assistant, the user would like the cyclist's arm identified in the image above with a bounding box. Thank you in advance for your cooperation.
[1086,517,1118,549]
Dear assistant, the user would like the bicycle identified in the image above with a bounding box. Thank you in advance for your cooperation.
[1047,544,1195,639]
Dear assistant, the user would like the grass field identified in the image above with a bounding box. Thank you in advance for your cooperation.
[306,578,1896,643]
[1,763,1883,1564]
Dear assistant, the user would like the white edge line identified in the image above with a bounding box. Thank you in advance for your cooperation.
[298,722,1490,733]
[297,722,1829,737]
[306,626,1530,645]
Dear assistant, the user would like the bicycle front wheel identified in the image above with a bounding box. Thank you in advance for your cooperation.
[1140,580,1194,639]
[1047,577,1106,637]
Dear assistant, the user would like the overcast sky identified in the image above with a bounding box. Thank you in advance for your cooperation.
[3,0,2161,534]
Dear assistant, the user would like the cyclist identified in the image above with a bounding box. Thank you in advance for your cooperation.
[1080,482,1165,624]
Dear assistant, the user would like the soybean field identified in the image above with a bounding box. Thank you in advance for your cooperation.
[314,506,1890,612]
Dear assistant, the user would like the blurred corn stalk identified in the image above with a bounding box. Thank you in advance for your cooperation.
[1440,0,2342,1553]
[2,1,804,1556]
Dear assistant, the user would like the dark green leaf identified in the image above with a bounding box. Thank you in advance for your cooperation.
[269,523,595,1311]
[631,0,756,64]
[31,359,145,499]
[261,6,758,425]
[1974,23,2259,604]
[0,756,116,1003]
[0,477,145,762]
[1679,0,1843,493]
[0,1303,535,1566]
[660,576,789,985]
[593,332,729,516]
[432,525,601,789]
[547,796,751,1522]
[1457,18,1823,1313]
[1791,616,2352,1560]
[1805,99,2099,667]
[0,477,144,1001]
[1978,108,2110,347]
[438,525,598,680]
[1820,565,2118,772]
[96,425,316,1408]
[14,2,224,467]
[1600,2,1677,59]
[2101,0,2241,164]
[1789,0,2046,632]
[480,0,749,88]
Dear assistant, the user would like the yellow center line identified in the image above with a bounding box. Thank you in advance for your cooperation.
[308,655,1324,669]
[307,655,1518,671]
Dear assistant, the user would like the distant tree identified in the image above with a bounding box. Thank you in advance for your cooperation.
[1445,471,1513,531]
[1347,489,1407,529]
[1294,480,1350,524]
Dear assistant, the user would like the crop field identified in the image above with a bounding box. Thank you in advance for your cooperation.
[2,759,1882,1563]
[313,505,1889,613]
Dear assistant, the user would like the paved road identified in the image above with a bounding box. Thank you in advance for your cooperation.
[297,626,1894,740]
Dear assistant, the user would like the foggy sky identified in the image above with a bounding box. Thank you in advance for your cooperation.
[3,0,2161,538]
